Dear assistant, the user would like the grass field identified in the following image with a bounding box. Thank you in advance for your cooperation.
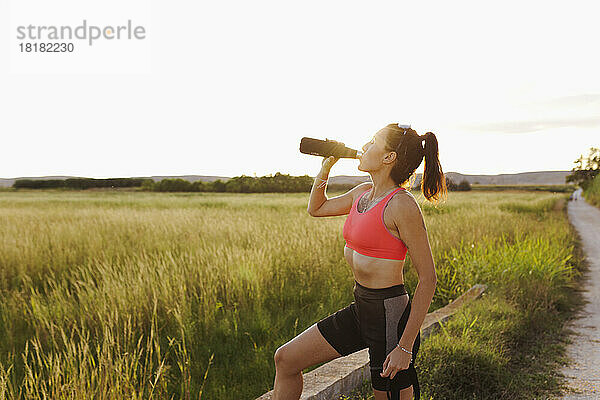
[583,174,600,207]
[0,189,579,399]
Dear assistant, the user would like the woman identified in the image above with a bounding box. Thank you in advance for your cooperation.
[273,123,446,400]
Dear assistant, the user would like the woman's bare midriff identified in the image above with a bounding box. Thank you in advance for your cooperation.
[344,245,405,289]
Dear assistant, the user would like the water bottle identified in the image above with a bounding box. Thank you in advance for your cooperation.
[299,137,363,159]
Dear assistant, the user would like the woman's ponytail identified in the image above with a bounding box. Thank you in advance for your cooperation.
[420,132,447,204]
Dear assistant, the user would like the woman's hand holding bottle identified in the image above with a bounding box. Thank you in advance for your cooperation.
[320,156,339,174]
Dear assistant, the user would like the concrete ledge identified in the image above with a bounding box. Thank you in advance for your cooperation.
[420,283,487,341]
[256,283,487,400]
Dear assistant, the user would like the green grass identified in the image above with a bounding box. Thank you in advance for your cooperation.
[342,282,585,400]
[0,189,577,399]
[582,174,600,207]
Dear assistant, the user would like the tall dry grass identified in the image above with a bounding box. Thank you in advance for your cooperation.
[0,190,574,399]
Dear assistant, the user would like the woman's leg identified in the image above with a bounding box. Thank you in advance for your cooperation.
[373,386,413,400]
[272,322,342,400]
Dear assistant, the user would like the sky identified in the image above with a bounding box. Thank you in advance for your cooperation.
[1,0,598,180]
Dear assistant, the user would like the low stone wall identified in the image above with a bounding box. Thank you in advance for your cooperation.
[256,284,487,400]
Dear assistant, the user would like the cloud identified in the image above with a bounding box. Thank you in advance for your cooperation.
[454,115,600,134]
[448,93,600,134]
[529,93,600,109]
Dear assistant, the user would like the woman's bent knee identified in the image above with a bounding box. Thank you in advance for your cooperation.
[274,345,301,374]
[273,322,342,377]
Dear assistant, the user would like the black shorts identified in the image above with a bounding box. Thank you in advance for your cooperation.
[316,280,421,400]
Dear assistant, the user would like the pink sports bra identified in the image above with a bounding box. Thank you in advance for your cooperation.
[342,187,408,261]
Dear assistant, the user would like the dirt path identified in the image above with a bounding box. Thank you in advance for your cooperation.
[560,193,600,398]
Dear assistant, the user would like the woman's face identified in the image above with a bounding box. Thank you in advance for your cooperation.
[358,129,392,172]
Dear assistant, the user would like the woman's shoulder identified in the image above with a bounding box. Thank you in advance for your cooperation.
[387,190,427,233]
[388,188,422,215]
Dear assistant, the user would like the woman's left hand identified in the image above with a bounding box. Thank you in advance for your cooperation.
[380,346,412,380]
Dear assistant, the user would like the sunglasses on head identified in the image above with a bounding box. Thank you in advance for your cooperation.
[395,124,411,159]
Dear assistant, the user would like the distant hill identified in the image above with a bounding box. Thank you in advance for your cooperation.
[328,171,572,187]
[0,171,572,188]
[444,171,572,186]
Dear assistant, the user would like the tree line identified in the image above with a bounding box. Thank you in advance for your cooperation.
[445,177,472,191]
[144,173,313,193]
[13,178,152,189]
[12,172,473,192]
[566,147,599,190]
